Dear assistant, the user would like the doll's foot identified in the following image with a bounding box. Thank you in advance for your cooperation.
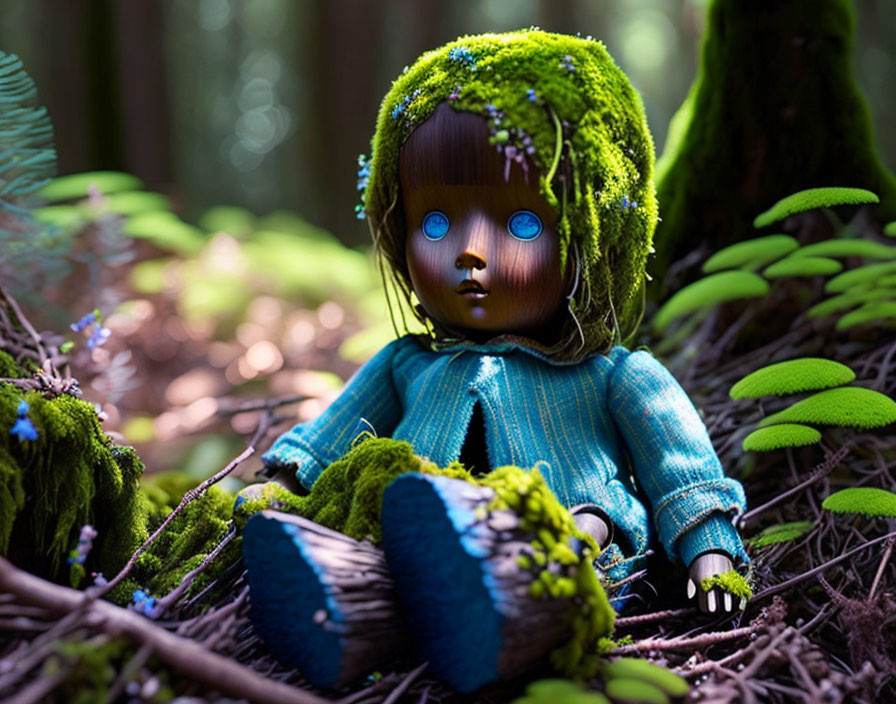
[380,473,577,693]
[242,511,409,688]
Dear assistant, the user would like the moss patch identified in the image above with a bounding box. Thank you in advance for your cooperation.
[758,387,896,429]
[700,569,752,601]
[729,358,855,398]
[742,424,822,452]
[822,487,896,519]
[746,521,814,549]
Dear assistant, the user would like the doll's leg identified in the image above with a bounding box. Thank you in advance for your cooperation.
[242,510,410,689]
[380,472,608,693]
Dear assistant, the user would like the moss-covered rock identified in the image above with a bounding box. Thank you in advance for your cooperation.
[0,381,149,587]
[653,0,896,294]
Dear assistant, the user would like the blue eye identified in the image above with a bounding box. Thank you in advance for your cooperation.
[422,211,449,240]
[507,210,543,240]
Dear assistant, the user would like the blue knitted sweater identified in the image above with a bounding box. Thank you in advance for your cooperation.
[263,335,748,567]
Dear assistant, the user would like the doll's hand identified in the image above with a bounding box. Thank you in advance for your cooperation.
[570,506,610,547]
[686,551,738,614]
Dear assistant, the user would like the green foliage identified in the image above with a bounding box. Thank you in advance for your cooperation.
[885,221,896,238]
[0,383,149,583]
[0,52,56,204]
[513,679,610,704]
[807,288,896,319]
[791,238,896,260]
[699,570,752,600]
[198,205,257,239]
[746,521,814,548]
[742,424,822,452]
[601,659,689,698]
[652,271,769,333]
[367,30,657,359]
[825,261,896,293]
[123,211,206,256]
[758,387,896,429]
[730,358,855,398]
[753,187,880,229]
[37,171,142,201]
[762,256,842,278]
[604,678,669,704]
[702,235,798,273]
[45,637,135,704]
[836,302,896,330]
[822,487,896,518]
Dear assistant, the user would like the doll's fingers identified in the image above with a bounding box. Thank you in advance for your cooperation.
[687,578,696,600]
[707,589,717,613]
[723,592,733,612]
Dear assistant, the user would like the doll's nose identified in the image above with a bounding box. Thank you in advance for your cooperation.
[455,250,486,271]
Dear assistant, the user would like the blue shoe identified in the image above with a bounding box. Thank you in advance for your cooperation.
[242,510,407,688]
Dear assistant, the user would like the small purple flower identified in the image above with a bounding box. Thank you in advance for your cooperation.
[68,524,98,565]
[93,572,107,586]
[448,85,462,101]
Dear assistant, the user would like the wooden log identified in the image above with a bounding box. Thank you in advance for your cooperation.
[380,474,578,693]
[242,511,410,689]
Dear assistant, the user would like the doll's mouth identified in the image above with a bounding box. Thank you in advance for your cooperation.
[456,280,489,298]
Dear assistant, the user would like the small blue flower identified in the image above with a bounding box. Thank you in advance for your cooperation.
[10,416,37,442]
[71,309,99,333]
[16,400,29,417]
[86,326,111,350]
[526,88,537,102]
[354,203,366,220]
[132,589,160,619]
[68,525,97,565]
[559,55,576,72]
[448,46,477,69]
[620,195,639,211]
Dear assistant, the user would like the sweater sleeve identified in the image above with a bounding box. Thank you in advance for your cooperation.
[607,348,749,565]
[262,337,408,490]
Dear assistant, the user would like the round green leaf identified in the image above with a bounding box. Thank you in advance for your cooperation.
[37,171,143,201]
[822,488,896,519]
[807,288,896,319]
[884,221,896,238]
[605,678,669,704]
[122,212,206,255]
[730,358,855,399]
[746,521,814,548]
[702,235,799,273]
[199,205,256,239]
[758,387,896,429]
[753,187,879,229]
[601,660,689,698]
[825,261,896,293]
[652,271,769,333]
[763,256,842,278]
[790,238,896,260]
[742,424,822,451]
[836,302,896,330]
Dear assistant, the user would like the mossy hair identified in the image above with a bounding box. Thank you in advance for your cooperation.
[363,30,658,359]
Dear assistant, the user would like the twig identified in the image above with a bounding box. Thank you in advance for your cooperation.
[4,673,67,704]
[0,285,48,365]
[614,607,697,629]
[0,556,332,704]
[382,662,428,704]
[868,534,894,601]
[96,445,255,597]
[158,527,237,610]
[609,623,757,655]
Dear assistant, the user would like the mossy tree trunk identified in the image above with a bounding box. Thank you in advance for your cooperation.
[652,0,896,296]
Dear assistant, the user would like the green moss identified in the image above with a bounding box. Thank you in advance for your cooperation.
[37,171,142,201]
[791,238,896,260]
[836,302,896,330]
[0,349,27,378]
[762,255,842,278]
[729,358,855,398]
[45,637,132,704]
[758,387,896,429]
[653,0,896,290]
[753,187,879,229]
[699,569,752,600]
[822,487,896,518]
[652,271,769,333]
[601,659,689,698]
[701,235,798,273]
[807,288,896,318]
[746,521,814,548]
[0,384,149,584]
[885,221,896,238]
[365,30,657,359]
[825,261,896,293]
[742,424,822,452]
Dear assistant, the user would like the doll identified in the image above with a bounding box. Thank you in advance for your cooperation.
[240,30,749,691]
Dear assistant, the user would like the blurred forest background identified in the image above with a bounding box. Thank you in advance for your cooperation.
[1,0,895,486]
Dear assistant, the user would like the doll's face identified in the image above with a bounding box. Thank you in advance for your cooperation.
[400,104,570,342]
